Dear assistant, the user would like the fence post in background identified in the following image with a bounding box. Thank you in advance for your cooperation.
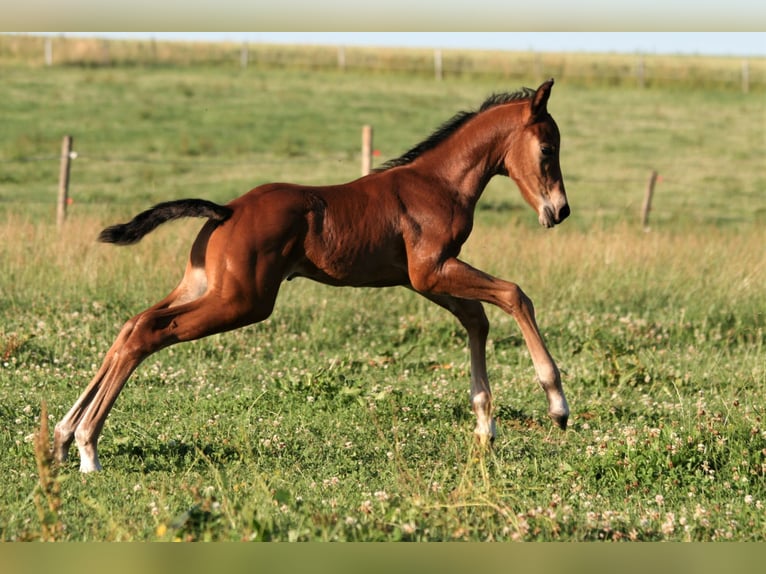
[434,49,443,81]
[240,42,249,69]
[338,46,346,71]
[361,125,373,176]
[742,60,750,94]
[636,55,645,88]
[101,40,110,66]
[57,135,74,228]
[45,37,53,66]
[641,170,658,231]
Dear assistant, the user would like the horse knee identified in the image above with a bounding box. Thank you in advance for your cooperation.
[504,282,526,307]
[409,269,438,294]
[74,425,102,472]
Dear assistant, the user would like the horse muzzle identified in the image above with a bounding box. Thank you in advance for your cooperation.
[539,202,570,228]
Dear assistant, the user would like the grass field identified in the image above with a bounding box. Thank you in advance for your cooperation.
[0,39,764,541]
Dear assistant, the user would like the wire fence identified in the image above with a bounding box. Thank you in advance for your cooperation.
[0,134,368,220]
[2,34,763,92]
[1,132,756,232]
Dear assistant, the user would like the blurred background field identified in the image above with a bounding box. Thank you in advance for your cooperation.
[2,33,764,92]
[1,35,764,227]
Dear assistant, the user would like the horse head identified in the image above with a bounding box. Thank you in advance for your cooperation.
[503,79,570,228]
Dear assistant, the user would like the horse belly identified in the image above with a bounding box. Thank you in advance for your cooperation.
[289,242,409,288]
[294,190,409,287]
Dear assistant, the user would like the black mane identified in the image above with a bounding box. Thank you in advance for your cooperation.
[373,87,536,172]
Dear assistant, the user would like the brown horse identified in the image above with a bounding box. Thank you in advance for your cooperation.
[54,79,570,472]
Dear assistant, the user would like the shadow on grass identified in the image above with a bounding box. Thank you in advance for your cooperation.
[494,405,545,430]
[109,439,245,473]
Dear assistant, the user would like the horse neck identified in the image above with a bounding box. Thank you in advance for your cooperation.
[414,103,526,207]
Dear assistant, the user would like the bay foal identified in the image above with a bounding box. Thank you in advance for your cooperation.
[54,79,570,472]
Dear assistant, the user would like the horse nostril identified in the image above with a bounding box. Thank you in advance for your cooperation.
[557,203,570,222]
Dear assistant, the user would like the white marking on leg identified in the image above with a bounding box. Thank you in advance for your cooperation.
[75,429,102,472]
[78,448,102,473]
[533,361,569,427]
[472,390,495,443]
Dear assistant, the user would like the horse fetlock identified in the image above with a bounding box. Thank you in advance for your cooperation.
[78,457,102,473]
[472,391,496,442]
[76,443,102,473]
[52,423,73,463]
[74,428,102,472]
[535,363,561,389]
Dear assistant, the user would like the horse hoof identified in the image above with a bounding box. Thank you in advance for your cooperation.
[549,410,568,430]
[474,417,496,447]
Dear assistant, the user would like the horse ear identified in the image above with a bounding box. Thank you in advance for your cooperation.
[530,78,554,119]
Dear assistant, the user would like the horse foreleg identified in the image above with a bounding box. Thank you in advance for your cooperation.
[418,292,495,444]
[411,258,569,430]
[507,285,568,429]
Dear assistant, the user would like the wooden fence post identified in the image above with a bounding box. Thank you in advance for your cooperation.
[636,55,645,88]
[434,49,443,81]
[45,37,53,66]
[240,42,249,69]
[338,46,346,71]
[742,60,750,94]
[641,170,658,230]
[100,40,110,66]
[361,125,373,176]
[57,135,74,228]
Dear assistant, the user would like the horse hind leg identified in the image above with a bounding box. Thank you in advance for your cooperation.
[56,265,277,472]
[53,350,118,465]
[54,314,153,472]
[54,302,185,471]
[53,264,208,467]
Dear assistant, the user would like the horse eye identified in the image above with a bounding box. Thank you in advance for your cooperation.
[540,145,555,157]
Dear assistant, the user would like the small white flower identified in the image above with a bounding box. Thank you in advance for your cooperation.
[359,500,373,514]
[661,513,675,536]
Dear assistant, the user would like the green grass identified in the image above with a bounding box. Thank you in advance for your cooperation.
[0,50,764,541]
[1,222,763,541]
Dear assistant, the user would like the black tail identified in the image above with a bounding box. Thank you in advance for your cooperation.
[98,199,233,246]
